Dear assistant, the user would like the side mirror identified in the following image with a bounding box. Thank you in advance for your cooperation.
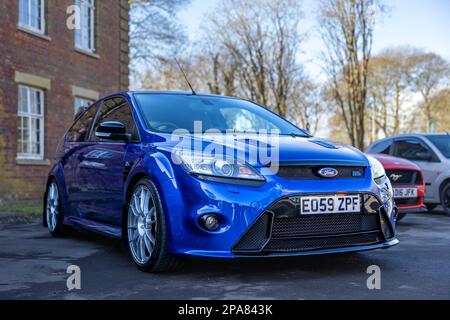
[95,121,130,142]
[415,151,432,161]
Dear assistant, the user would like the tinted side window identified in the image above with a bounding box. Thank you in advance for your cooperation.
[66,103,98,142]
[393,139,429,160]
[370,140,392,154]
[90,97,139,142]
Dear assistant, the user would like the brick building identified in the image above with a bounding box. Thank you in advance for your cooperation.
[0,0,129,203]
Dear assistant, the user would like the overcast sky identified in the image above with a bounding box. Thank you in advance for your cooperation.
[178,0,450,78]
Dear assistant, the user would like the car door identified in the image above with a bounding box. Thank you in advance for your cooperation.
[75,96,140,227]
[392,138,441,200]
[63,103,99,218]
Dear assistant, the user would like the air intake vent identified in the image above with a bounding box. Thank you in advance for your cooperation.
[232,212,272,254]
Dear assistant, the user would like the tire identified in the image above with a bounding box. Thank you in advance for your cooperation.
[396,212,406,221]
[440,183,450,216]
[125,178,183,272]
[45,180,66,237]
[426,204,437,212]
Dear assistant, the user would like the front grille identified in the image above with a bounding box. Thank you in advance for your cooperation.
[263,212,380,253]
[386,170,421,185]
[395,197,420,206]
[271,213,378,238]
[264,232,382,253]
[277,166,365,180]
[233,194,389,255]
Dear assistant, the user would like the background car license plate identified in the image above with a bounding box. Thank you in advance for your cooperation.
[300,195,361,215]
[394,188,418,199]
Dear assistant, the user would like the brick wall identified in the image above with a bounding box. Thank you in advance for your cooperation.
[0,0,129,203]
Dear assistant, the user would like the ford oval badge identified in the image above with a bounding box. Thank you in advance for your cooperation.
[318,168,339,178]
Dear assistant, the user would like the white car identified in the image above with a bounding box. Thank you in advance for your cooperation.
[367,133,450,216]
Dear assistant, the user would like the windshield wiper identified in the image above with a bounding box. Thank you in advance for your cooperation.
[278,133,308,138]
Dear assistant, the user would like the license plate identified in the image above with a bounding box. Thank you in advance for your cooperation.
[300,195,361,215]
[393,188,418,199]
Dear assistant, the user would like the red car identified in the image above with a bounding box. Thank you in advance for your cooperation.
[368,153,426,221]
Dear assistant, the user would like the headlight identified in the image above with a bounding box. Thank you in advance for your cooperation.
[367,156,394,218]
[367,156,387,185]
[176,152,265,181]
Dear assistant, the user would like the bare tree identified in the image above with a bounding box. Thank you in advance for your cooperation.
[198,39,240,96]
[408,51,450,132]
[129,0,190,87]
[288,80,326,135]
[204,0,305,117]
[367,46,415,137]
[365,46,450,138]
[427,89,450,132]
[135,0,321,132]
[137,50,207,92]
[142,0,314,130]
[319,0,385,149]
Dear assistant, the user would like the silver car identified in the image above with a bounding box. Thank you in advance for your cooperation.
[366,133,450,216]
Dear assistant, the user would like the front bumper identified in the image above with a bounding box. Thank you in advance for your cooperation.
[397,205,427,214]
[236,238,399,258]
[161,169,397,258]
[233,194,396,256]
[186,238,399,258]
[394,192,426,214]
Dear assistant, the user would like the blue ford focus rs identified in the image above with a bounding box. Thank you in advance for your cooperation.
[44,92,399,272]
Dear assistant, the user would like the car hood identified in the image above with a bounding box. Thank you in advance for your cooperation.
[159,133,369,167]
[368,153,421,171]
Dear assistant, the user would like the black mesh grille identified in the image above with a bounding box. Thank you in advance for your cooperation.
[271,213,378,238]
[386,170,421,185]
[263,232,382,253]
[232,213,272,253]
[277,166,365,180]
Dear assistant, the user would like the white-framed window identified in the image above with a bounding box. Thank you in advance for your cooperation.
[75,0,95,52]
[18,0,46,34]
[17,86,45,160]
[74,97,94,114]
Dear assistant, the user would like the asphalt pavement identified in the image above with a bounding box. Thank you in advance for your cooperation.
[0,211,449,300]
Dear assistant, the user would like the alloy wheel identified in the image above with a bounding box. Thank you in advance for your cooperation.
[127,185,157,264]
[46,182,59,232]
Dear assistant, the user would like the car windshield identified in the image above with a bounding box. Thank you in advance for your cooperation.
[427,135,450,158]
[134,93,308,136]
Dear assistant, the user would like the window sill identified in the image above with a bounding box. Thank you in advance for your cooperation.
[16,158,51,166]
[17,25,51,41]
[75,47,100,59]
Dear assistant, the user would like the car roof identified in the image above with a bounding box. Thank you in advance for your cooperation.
[373,133,450,142]
[101,90,245,101]
[394,132,448,137]
[418,133,450,137]
[73,90,249,124]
